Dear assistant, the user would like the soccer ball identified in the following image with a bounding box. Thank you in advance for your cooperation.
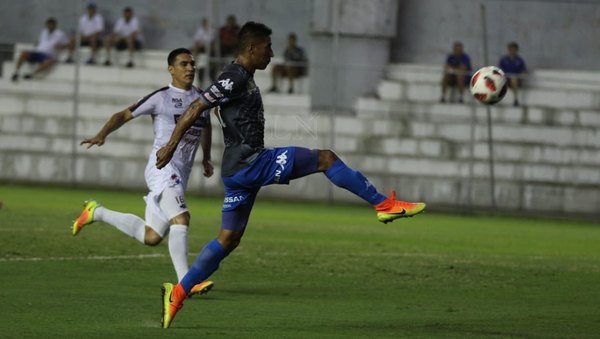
[470,66,508,105]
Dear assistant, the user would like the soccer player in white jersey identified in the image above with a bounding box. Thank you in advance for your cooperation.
[72,48,214,295]
[66,2,104,64]
[104,7,143,68]
[11,17,68,82]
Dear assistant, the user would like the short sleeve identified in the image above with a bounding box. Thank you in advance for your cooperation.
[132,18,139,32]
[199,70,247,108]
[128,89,164,117]
[519,58,527,72]
[96,15,105,32]
[464,55,472,70]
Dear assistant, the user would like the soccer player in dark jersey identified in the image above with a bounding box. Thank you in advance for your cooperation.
[156,22,426,328]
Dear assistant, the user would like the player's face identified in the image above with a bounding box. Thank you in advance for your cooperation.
[252,37,274,70]
[169,53,196,89]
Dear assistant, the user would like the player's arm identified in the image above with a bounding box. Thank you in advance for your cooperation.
[80,109,134,148]
[200,109,214,177]
[156,98,209,169]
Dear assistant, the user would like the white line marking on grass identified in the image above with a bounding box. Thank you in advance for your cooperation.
[0,253,166,262]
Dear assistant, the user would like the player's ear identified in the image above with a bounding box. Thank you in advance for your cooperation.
[167,64,174,75]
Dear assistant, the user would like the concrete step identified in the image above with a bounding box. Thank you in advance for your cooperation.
[376,79,600,109]
[2,107,598,169]
[356,97,600,128]
[0,78,311,118]
[3,61,171,87]
[386,63,600,91]
[12,43,205,70]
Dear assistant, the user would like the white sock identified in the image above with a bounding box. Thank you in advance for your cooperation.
[94,206,145,244]
[168,224,189,281]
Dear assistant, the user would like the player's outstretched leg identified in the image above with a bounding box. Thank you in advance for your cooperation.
[72,200,101,236]
[318,150,426,223]
[72,200,146,242]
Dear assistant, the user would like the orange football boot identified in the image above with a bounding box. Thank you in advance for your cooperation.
[374,191,426,224]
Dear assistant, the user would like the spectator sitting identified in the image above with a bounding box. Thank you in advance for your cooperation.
[218,15,240,57]
[499,42,527,106]
[269,33,307,94]
[192,18,215,56]
[66,2,104,65]
[103,7,143,68]
[440,41,472,103]
[11,17,68,82]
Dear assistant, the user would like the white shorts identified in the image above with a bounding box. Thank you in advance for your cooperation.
[144,186,188,238]
[142,154,191,237]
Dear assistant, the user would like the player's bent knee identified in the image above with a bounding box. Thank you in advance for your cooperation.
[317,149,339,171]
[217,229,243,252]
[170,211,190,226]
[144,226,163,246]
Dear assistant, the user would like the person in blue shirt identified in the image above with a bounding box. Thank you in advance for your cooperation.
[499,42,527,106]
[440,41,472,103]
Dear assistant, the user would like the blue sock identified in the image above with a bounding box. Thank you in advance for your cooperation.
[180,238,227,294]
[325,159,386,205]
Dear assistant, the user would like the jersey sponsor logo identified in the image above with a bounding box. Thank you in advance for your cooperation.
[210,86,224,98]
[172,97,183,108]
[224,195,246,204]
[203,92,216,103]
[218,78,234,92]
[274,150,288,183]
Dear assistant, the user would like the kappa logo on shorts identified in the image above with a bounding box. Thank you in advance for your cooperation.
[274,150,288,183]
[210,86,224,98]
[218,78,234,92]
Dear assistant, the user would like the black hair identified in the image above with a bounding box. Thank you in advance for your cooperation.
[508,41,519,49]
[167,48,192,66]
[124,7,133,13]
[237,21,272,53]
[46,17,57,25]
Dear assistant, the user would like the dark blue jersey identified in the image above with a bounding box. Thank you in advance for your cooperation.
[200,63,265,176]
[499,55,527,75]
[446,53,472,71]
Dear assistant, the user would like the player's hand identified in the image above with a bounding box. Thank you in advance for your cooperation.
[156,145,176,169]
[202,159,214,177]
[80,136,105,149]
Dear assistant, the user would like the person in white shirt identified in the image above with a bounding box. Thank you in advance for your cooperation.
[11,17,67,82]
[104,7,143,68]
[192,18,217,86]
[72,48,215,295]
[66,2,105,64]
[192,18,215,56]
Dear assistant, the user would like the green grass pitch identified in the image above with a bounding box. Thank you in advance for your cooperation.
[0,184,599,338]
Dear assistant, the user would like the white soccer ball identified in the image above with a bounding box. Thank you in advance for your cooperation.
[470,66,508,105]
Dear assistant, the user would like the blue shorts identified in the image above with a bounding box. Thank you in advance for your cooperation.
[222,147,296,212]
[28,52,52,63]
